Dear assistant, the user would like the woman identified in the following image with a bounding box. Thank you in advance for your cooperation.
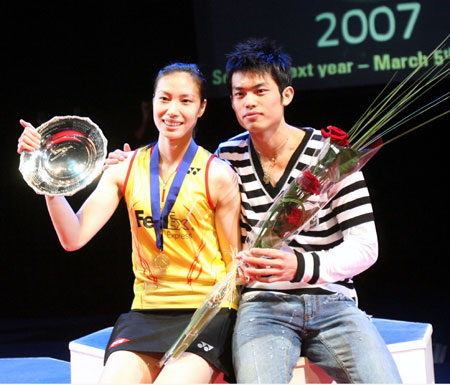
[17,63,241,384]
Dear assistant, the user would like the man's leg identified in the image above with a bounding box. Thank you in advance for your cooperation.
[303,293,402,384]
[232,291,302,383]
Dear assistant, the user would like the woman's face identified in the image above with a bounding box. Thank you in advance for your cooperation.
[153,71,206,141]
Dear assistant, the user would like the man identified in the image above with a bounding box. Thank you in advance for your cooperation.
[215,38,401,383]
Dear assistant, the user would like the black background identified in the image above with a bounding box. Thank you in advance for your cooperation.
[1,1,449,379]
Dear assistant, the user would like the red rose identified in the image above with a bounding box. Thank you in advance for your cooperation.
[300,171,321,195]
[321,125,349,147]
[273,204,305,238]
[287,207,304,227]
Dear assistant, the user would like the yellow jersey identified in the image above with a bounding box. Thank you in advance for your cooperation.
[124,144,237,310]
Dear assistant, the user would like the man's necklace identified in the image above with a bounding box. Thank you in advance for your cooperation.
[255,132,290,185]
[262,157,276,184]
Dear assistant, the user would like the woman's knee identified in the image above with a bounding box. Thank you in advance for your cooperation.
[99,350,162,384]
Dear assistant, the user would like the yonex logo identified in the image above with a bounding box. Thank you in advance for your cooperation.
[197,341,214,351]
[188,167,201,175]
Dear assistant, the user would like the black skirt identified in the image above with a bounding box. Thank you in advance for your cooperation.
[104,308,236,382]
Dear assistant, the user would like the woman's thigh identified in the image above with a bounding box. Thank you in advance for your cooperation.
[99,350,163,384]
[100,350,218,384]
[155,352,219,384]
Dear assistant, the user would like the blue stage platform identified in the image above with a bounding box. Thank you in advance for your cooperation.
[0,357,70,384]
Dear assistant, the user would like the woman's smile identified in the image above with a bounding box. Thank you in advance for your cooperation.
[162,118,183,127]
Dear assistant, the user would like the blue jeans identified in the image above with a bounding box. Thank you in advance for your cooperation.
[232,291,402,383]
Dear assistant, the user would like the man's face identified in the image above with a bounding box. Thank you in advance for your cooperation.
[230,71,292,134]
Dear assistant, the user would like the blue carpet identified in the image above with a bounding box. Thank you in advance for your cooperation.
[0,357,70,384]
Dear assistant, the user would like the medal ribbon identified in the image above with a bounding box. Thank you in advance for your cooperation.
[150,139,198,251]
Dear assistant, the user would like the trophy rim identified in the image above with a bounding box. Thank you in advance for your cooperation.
[19,115,108,196]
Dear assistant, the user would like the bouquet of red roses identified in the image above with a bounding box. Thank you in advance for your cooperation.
[247,36,449,250]
[246,126,379,250]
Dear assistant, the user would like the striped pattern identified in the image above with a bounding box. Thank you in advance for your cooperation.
[216,128,378,300]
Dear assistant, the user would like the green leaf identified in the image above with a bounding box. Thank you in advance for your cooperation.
[336,148,362,177]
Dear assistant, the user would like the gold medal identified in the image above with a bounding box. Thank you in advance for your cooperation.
[153,252,170,274]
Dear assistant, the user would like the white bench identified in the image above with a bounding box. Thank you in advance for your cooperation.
[69,327,113,384]
[69,318,434,384]
[290,318,434,384]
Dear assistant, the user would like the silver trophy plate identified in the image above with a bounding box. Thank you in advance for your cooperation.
[19,115,108,196]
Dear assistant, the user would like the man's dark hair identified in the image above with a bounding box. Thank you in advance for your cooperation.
[225,38,292,95]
